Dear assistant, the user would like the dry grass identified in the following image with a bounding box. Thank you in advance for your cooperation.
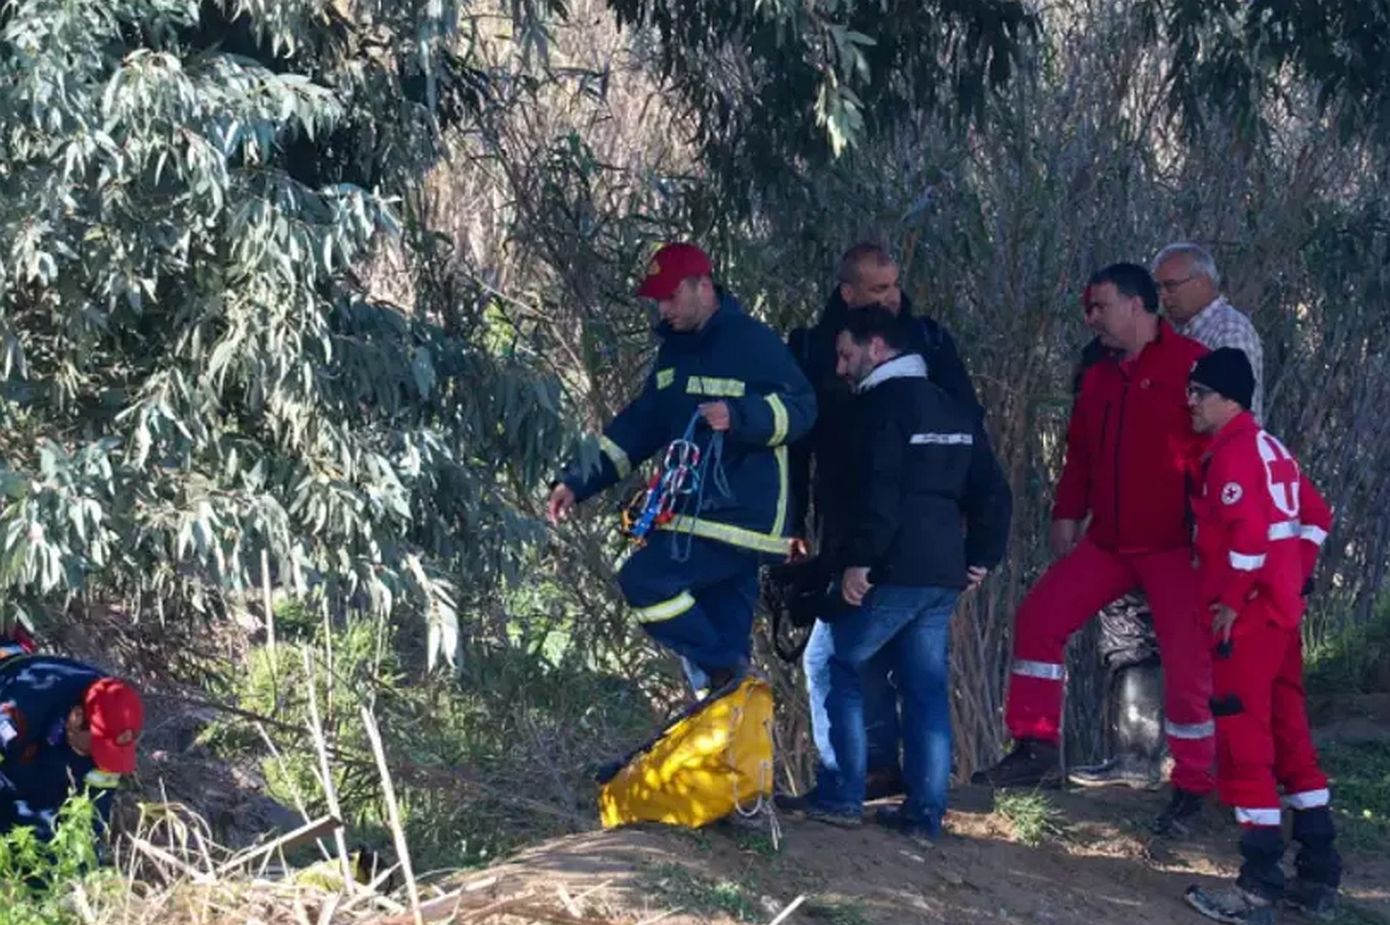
[85,827,642,925]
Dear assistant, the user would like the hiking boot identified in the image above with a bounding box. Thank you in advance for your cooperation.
[803,805,863,829]
[865,767,907,801]
[873,806,938,846]
[1283,880,1337,921]
[969,739,1062,788]
[1153,788,1206,838]
[1067,757,1162,791]
[1185,885,1278,924]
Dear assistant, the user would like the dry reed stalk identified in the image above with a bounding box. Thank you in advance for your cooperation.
[256,720,334,863]
[128,835,215,884]
[303,646,357,890]
[262,548,277,660]
[215,815,342,877]
[361,705,423,925]
[767,894,806,925]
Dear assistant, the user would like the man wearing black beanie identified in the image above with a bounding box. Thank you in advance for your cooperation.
[1182,348,1342,924]
[1189,347,1256,413]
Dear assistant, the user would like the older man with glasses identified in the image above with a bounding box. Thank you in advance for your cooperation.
[1152,243,1264,419]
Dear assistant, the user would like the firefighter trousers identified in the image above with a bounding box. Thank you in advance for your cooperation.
[1006,538,1215,794]
[617,534,759,678]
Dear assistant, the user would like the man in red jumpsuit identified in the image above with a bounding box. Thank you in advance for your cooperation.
[973,262,1215,836]
[1182,348,1340,924]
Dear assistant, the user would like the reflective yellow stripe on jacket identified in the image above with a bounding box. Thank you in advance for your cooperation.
[656,443,791,556]
[84,769,121,789]
[634,591,696,623]
[769,446,788,537]
[599,436,632,480]
[765,394,789,446]
[686,377,746,398]
[659,517,791,556]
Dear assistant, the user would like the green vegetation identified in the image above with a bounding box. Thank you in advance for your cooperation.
[0,797,110,925]
[200,617,656,872]
[641,862,763,923]
[805,898,875,925]
[1307,602,1390,697]
[994,791,1066,848]
[6,0,1390,914]
[1321,741,1390,853]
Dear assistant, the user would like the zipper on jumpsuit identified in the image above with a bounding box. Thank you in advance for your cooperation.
[1096,402,1112,546]
[1112,375,1129,549]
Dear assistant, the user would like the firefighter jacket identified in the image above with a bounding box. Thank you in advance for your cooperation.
[563,292,816,556]
[1053,320,1209,553]
[1193,412,1332,628]
[0,656,122,841]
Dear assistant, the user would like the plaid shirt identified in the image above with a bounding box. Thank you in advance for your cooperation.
[1176,296,1265,420]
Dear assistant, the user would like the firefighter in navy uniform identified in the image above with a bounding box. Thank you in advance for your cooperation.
[0,652,145,843]
[1182,349,1340,924]
[547,243,816,692]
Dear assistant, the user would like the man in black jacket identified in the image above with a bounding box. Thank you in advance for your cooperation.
[804,307,1011,838]
[781,243,981,806]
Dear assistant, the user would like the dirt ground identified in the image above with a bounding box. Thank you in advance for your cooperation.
[441,782,1390,925]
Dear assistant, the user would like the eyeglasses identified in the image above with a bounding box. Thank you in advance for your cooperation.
[1186,383,1216,400]
[1157,275,1196,292]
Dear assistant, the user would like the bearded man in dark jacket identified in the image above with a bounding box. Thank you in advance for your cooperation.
[800,306,1010,837]
[778,243,980,807]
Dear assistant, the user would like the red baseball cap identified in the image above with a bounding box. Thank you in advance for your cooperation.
[636,243,713,300]
[84,677,144,774]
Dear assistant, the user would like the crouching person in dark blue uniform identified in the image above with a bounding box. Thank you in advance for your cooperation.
[806,307,1011,838]
[1,652,145,844]
[547,243,816,692]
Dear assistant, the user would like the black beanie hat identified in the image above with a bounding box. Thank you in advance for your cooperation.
[1190,347,1255,410]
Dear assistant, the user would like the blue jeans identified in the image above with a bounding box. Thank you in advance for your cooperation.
[820,585,959,833]
[805,619,901,794]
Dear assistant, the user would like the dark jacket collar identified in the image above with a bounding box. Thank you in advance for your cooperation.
[816,288,917,329]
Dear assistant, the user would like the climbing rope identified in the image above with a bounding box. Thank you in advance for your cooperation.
[726,684,780,851]
[621,409,732,562]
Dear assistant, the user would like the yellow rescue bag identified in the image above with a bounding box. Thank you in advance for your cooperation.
[598,675,774,829]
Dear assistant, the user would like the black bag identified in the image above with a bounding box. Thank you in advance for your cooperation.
[760,556,856,662]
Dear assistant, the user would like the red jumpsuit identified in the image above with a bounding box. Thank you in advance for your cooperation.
[1006,322,1216,794]
[1193,411,1332,824]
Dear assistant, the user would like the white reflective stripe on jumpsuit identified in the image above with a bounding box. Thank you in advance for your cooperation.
[1012,659,1065,681]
